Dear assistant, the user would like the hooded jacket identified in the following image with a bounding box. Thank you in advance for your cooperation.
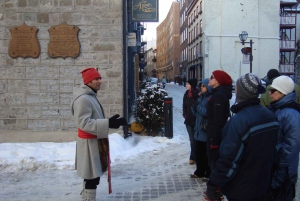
[71,84,109,179]
[208,98,279,199]
[191,79,213,141]
[183,86,200,127]
[268,92,300,189]
[206,85,232,159]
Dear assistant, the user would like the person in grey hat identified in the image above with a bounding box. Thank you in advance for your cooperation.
[268,76,300,201]
[260,69,300,108]
[205,73,279,201]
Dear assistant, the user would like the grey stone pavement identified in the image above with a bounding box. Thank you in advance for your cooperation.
[99,162,209,201]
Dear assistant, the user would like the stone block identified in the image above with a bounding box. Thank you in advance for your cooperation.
[27,106,42,118]
[26,66,59,78]
[61,118,77,130]
[59,92,73,104]
[0,66,25,79]
[41,105,60,116]
[8,79,28,92]
[9,107,27,118]
[92,53,109,64]
[0,80,7,92]
[0,119,27,130]
[41,79,59,91]
[28,119,60,131]
[109,53,122,64]
[6,92,26,105]
[0,105,8,118]
[59,79,74,92]
[18,0,27,7]
[59,66,81,78]
[37,13,49,23]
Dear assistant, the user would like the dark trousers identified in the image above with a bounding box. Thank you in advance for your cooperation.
[227,194,268,201]
[186,124,195,160]
[194,140,210,177]
[84,177,100,189]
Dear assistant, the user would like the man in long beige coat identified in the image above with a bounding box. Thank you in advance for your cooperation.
[71,67,127,201]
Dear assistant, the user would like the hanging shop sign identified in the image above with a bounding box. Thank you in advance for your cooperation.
[132,0,159,22]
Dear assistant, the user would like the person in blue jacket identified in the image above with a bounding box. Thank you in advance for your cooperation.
[190,78,212,181]
[268,76,300,201]
[205,73,279,201]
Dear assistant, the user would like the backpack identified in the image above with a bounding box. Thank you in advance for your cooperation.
[279,101,300,113]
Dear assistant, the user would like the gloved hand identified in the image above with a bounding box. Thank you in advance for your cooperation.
[109,114,128,129]
[205,184,223,201]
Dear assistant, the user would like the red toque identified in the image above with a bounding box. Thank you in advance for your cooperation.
[80,68,101,84]
[212,70,232,86]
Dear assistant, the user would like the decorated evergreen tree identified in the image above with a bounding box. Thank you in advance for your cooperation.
[136,85,168,136]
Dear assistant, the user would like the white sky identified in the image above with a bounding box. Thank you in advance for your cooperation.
[142,0,177,42]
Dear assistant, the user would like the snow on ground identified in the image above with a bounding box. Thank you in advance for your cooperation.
[0,83,299,201]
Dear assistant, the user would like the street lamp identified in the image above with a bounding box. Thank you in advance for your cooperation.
[239,31,253,73]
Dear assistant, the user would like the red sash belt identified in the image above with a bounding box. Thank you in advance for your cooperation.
[78,128,97,139]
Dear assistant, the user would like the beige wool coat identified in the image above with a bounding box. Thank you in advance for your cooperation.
[71,84,109,179]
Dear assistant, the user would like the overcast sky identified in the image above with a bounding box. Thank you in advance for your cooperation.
[142,0,177,42]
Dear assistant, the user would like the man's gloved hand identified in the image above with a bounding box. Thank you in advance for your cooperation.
[109,114,128,129]
[205,184,223,201]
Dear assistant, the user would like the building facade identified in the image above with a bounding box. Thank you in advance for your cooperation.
[156,2,180,82]
[179,0,193,81]
[184,0,281,82]
[0,1,124,131]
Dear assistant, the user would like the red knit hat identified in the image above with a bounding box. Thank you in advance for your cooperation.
[212,70,232,86]
[80,68,101,84]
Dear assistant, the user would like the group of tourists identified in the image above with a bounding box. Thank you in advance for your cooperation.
[182,69,300,201]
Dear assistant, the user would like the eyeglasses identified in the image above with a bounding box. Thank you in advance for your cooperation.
[269,88,278,94]
[210,75,215,79]
[201,84,205,87]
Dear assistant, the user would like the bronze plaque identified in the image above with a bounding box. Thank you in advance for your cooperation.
[48,22,80,59]
[8,23,40,59]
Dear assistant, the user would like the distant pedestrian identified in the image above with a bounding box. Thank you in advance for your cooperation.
[71,67,127,201]
[268,76,300,201]
[183,76,187,86]
[190,78,212,181]
[206,70,232,172]
[260,69,300,107]
[183,78,199,165]
[205,73,279,201]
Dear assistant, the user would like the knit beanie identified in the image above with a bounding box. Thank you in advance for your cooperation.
[212,70,232,86]
[80,68,101,84]
[270,76,294,95]
[236,73,265,103]
[187,78,198,89]
[267,69,280,80]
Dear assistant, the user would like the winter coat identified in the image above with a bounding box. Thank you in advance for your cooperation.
[71,84,109,179]
[260,83,300,108]
[268,92,300,189]
[206,85,232,159]
[183,87,200,127]
[208,98,279,199]
[191,79,212,142]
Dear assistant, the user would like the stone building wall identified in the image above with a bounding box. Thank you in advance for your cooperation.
[0,0,124,131]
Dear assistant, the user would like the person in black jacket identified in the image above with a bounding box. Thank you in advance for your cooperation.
[205,73,279,201]
[206,70,232,172]
[183,78,199,165]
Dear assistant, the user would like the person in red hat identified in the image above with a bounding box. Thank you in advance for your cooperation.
[206,70,232,173]
[71,67,127,201]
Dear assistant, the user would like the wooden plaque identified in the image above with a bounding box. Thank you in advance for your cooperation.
[8,23,40,59]
[48,22,80,59]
